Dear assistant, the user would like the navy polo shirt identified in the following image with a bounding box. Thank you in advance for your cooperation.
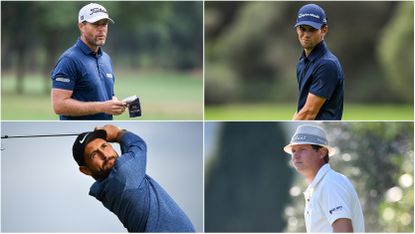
[296,41,344,120]
[51,38,115,120]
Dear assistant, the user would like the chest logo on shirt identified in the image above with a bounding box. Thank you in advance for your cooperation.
[329,206,343,214]
[106,73,113,79]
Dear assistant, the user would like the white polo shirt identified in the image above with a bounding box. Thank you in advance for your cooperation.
[303,164,365,233]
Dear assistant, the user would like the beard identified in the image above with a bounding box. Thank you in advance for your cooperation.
[90,168,112,180]
[90,36,106,47]
[83,33,106,48]
[90,155,118,180]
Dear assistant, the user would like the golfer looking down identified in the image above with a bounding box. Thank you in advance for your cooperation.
[284,125,364,232]
[293,4,344,120]
[72,125,195,232]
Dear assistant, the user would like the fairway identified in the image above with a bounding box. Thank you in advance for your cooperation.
[1,72,203,120]
[205,103,414,120]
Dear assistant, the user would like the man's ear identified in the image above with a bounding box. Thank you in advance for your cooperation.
[319,148,329,159]
[78,22,85,34]
[79,166,92,176]
[321,25,328,35]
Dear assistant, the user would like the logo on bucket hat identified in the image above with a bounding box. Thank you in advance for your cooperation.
[283,124,336,156]
[294,4,327,29]
[79,3,115,24]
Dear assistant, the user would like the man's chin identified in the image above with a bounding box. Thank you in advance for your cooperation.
[104,158,116,169]
[302,44,314,50]
[95,40,106,46]
[93,171,110,180]
[293,165,304,172]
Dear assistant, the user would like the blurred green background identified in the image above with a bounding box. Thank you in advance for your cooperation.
[205,1,414,120]
[1,1,203,120]
[204,122,414,232]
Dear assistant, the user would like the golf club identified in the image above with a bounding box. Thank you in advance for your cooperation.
[1,133,81,151]
[1,133,80,139]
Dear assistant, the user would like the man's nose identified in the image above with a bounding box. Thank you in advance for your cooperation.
[303,31,312,37]
[97,149,110,160]
[292,152,300,159]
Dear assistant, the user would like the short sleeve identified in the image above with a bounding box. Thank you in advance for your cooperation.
[319,181,352,225]
[50,56,77,91]
[309,61,338,100]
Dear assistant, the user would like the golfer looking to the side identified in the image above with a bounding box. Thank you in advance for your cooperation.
[293,4,344,120]
[283,125,364,232]
[72,125,195,232]
[51,3,126,120]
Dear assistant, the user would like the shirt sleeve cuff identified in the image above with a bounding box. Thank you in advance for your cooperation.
[328,213,352,226]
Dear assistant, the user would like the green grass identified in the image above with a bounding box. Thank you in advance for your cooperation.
[3,73,413,121]
[205,103,414,120]
[1,71,203,120]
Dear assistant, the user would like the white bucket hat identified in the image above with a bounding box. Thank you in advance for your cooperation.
[283,124,336,156]
[79,3,114,24]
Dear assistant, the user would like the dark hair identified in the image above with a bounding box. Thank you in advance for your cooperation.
[311,144,329,163]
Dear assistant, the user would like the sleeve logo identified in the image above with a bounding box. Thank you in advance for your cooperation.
[55,77,70,83]
[329,206,343,214]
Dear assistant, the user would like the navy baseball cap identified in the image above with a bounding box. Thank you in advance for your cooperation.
[72,130,107,166]
[294,4,327,29]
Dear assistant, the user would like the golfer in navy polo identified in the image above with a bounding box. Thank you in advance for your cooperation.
[73,125,196,232]
[292,4,344,120]
[51,3,126,120]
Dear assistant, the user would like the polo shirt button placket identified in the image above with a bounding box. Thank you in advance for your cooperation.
[95,55,100,74]
[305,196,311,216]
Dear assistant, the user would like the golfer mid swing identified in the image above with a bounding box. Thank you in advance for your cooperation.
[283,125,364,232]
[72,125,195,232]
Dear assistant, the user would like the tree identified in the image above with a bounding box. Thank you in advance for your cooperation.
[1,2,36,94]
[377,1,414,102]
[205,122,293,232]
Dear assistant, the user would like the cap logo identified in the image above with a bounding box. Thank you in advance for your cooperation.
[298,13,320,19]
[90,7,107,15]
[79,133,89,144]
[292,133,327,145]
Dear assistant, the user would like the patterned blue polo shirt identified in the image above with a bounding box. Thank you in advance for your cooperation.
[89,131,195,232]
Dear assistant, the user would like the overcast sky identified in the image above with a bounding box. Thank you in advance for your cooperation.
[1,121,203,232]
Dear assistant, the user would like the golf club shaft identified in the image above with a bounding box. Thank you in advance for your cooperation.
[1,133,80,139]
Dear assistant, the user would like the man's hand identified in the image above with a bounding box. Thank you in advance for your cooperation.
[95,125,125,142]
[100,97,127,115]
[293,93,326,120]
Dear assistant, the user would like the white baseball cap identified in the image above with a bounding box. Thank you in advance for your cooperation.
[283,124,336,156]
[78,3,114,24]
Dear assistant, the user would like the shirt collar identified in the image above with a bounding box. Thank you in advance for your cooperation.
[299,40,327,63]
[76,37,103,57]
[303,163,332,200]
